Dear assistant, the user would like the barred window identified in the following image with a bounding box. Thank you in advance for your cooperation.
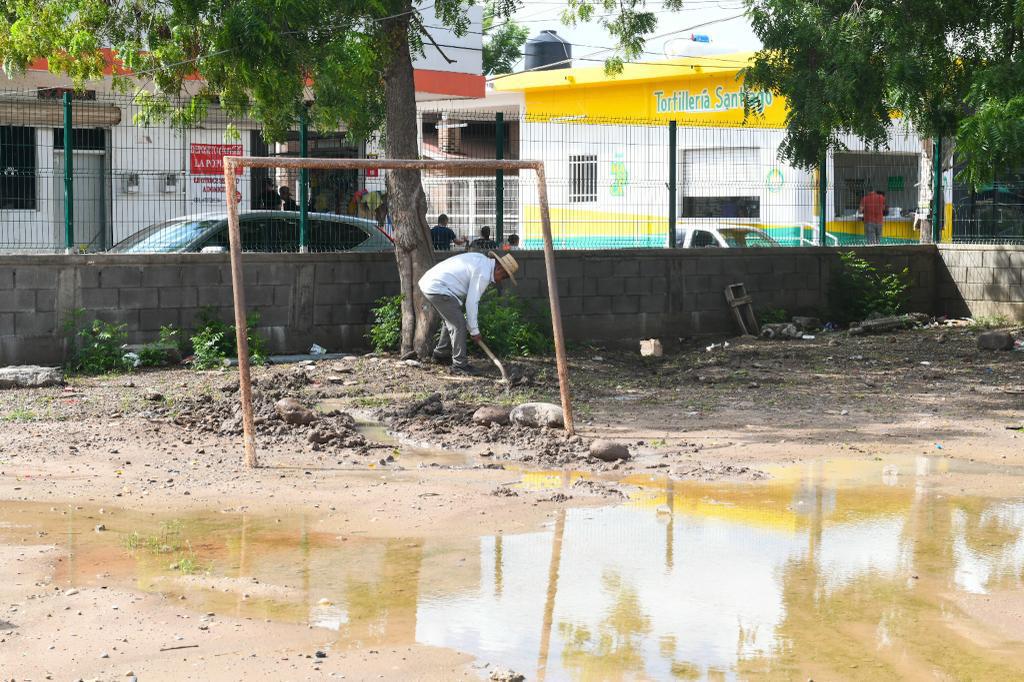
[570,154,597,203]
[0,126,36,210]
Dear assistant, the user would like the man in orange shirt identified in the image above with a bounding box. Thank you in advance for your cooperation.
[860,189,887,245]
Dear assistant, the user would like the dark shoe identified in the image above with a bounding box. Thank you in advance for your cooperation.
[449,364,479,376]
[431,352,452,366]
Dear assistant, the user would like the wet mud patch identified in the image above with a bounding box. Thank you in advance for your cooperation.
[5,455,1024,681]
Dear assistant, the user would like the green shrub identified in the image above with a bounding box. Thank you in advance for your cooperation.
[758,307,789,324]
[368,291,552,357]
[139,325,182,367]
[190,307,267,370]
[63,309,133,374]
[368,295,403,352]
[477,290,551,357]
[829,251,911,325]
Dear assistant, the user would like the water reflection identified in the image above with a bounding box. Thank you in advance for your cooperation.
[3,456,1024,680]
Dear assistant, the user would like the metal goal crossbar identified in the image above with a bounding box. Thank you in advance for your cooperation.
[222,156,573,467]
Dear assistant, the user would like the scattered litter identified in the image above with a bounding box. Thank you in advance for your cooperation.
[123,351,141,368]
[310,344,327,356]
[801,335,816,340]
[705,341,730,352]
[640,339,663,357]
[920,361,932,366]
[935,443,944,450]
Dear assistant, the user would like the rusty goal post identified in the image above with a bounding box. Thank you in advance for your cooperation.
[223,156,574,467]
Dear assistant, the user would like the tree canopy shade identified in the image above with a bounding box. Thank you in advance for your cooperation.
[743,0,1024,186]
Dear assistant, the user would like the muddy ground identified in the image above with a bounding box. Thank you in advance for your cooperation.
[1,322,1023,680]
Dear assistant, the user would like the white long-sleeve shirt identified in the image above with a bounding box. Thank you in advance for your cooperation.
[418,253,495,336]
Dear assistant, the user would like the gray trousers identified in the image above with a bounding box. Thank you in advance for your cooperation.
[423,292,469,367]
[865,222,883,245]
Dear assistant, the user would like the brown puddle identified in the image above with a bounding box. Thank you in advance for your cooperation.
[3,456,1024,680]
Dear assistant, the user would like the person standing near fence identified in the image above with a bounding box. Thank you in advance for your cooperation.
[468,226,498,252]
[430,214,466,251]
[256,178,280,210]
[860,189,887,245]
[280,185,299,211]
[502,234,520,251]
[418,251,519,374]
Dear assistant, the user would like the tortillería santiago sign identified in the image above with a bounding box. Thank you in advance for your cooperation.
[653,86,774,114]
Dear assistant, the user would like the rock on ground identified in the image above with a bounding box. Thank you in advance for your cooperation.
[792,316,821,331]
[274,397,318,426]
[589,439,631,461]
[977,330,1015,351]
[0,365,63,389]
[473,405,511,426]
[509,402,564,429]
[760,323,801,340]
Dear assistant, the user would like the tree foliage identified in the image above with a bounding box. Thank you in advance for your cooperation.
[561,0,684,73]
[743,0,1024,184]
[483,0,529,75]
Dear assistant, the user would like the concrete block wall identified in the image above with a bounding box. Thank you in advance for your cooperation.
[0,253,399,365]
[0,246,939,365]
[511,246,936,345]
[936,245,1024,320]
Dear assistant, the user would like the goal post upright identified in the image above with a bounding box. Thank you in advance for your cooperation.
[222,156,575,467]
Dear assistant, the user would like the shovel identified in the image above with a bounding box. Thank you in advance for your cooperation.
[474,337,511,386]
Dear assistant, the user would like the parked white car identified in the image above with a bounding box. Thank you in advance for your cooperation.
[675,225,780,248]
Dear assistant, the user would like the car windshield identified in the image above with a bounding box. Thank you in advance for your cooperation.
[111,218,221,253]
[719,229,775,248]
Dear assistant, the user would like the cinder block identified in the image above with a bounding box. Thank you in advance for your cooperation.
[316,284,352,303]
[612,296,639,315]
[256,307,289,327]
[80,288,119,310]
[35,289,56,312]
[0,289,36,313]
[982,248,1024,269]
[597,279,621,296]
[583,297,611,314]
[197,287,234,307]
[94,309,140,328]
[258,264,295,286]
[584,260,616,279]
[0,313,14,336]
[0,271,13,289]
[159,287,198,308]
[695,258,722,276]
[314,305,336,326]
[614,260,640,277]
[242,286,275,308]
[77,267,100,288]
[119,287,159,309]
[140,309,179,331]
[99,266,143,288]
[0,335,63,366]
[14,311,56,336]
[141,267,183,288]
[558,296,583,316]
[191,264,227,286]
[624,278,649,295]
[13,268,56,289]
[274,285,293,307]
[640,294,668,314]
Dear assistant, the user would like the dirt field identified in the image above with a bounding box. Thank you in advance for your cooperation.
[1,322,1023,680]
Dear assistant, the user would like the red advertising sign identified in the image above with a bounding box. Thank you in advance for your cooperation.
[189,143,244,176]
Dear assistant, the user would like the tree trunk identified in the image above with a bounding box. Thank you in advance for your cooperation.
[382,6,437,359]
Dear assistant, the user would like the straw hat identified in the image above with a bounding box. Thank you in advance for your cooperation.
[489,251,519,285]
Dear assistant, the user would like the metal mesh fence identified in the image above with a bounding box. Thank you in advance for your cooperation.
[1,87,1020,252]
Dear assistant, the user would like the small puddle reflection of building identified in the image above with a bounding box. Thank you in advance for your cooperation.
[3,455,1024,679]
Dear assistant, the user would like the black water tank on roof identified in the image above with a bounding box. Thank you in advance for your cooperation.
[524,30,572,71]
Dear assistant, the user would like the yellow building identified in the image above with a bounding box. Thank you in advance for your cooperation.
[492,53,944,248]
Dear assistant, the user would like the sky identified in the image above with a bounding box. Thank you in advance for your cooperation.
[506,0,760,69]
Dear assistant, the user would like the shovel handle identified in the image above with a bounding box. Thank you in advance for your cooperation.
[474,337,510,383]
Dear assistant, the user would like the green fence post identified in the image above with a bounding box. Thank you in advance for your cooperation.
[932,137,943,243]
[299,107,309,252]
[495,112,505,244]
[668,120,677,248]
[62,92,74,252]
[817,155,827,246]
